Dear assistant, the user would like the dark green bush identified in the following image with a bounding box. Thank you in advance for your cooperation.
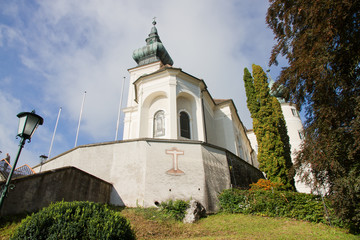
[10,201,135,240]
[218,189,343,227]
[159,199,189,221]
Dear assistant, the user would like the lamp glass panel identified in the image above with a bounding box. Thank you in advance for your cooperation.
[23,114,40,137]
[17,116,27,136]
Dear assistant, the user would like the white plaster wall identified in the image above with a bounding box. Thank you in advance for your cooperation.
[125,68,206,141]
[126,73,173,140]
[110,141,147,205]
[281,103,311,193]
[34,142,148,207]
[140,94,168,138]
[246,130,258,154]
[123,62,164,140]
[127,61,163,108]
[123,110,131,140]
[281,103,304,156]
[243,135,258,167]
[36,145,114,183]
[177,95,197,139]
[251,150,258,168]
[231,115,257,167]
[203,100,217,144]
[176,76,199,98]
[176,78,204,141]
[202,100,257,168]
[214,107,237,154]
[123,109,140,140]
[140,77,170,104]
[143,142,206,207]
[148,96,168,138]
[33,140,235,211]
[177,96,192,115]
[234,130,249,164]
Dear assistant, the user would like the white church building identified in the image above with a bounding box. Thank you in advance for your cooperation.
[34,20,310,212]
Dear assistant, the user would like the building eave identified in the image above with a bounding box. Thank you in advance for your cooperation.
[132,66,208,103]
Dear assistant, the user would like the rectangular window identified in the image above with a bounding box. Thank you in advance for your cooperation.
[291,108,297,116]
[298,131,304,140]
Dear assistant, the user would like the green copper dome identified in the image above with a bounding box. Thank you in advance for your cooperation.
[268,71,286,103]
[133,20,174,66]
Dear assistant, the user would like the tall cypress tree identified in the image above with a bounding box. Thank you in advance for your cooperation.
[271,96,294,188]
[243,68,258,118]
[244,64,294,189]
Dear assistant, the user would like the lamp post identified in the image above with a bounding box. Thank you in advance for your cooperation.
[39,154,48,173]
[0,110,43,212]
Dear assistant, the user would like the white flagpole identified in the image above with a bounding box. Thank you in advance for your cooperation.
[48,107,62,159]
[75,91,86,147]
[115,77,126,141]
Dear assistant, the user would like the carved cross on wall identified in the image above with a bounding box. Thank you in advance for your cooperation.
[166,147,185,175]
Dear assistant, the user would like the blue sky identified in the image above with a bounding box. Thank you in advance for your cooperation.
[0,0,288,167]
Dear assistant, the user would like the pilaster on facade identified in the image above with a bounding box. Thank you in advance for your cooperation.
[197,91,206,142]
[122,106,138,140]
[136,86,144,138]
[168,76,178,139]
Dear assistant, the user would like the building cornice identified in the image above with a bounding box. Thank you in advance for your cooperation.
[34,138,259,172]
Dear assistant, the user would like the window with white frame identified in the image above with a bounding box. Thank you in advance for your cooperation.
[179,111,191,139]
[291,108,298,116]
[153,110,165,137]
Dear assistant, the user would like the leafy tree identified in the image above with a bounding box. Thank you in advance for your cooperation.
[266,0,360,233]
[271,96,294,182]
[243,65,294,189]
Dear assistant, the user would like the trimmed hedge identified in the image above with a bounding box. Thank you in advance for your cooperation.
[10,201,135,240]
[218,189,343,227]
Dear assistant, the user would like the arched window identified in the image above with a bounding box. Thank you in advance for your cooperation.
[153,110,165,137]
[179,111,190,139]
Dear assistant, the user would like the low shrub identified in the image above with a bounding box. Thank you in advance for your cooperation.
[10,201,135,240]
[218,189,343,227]
[159,199,190,221]
[249,179,284,191]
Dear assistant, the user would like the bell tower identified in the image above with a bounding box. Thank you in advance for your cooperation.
[123,20,174,140]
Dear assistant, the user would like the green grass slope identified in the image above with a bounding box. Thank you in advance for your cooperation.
[1,208,358,240]
[121,208,358,240]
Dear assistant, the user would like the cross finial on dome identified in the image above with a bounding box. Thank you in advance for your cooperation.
[132,18,173,66]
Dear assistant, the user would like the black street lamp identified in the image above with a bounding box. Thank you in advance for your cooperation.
[39,154,48,173]
[0,110,43,212]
